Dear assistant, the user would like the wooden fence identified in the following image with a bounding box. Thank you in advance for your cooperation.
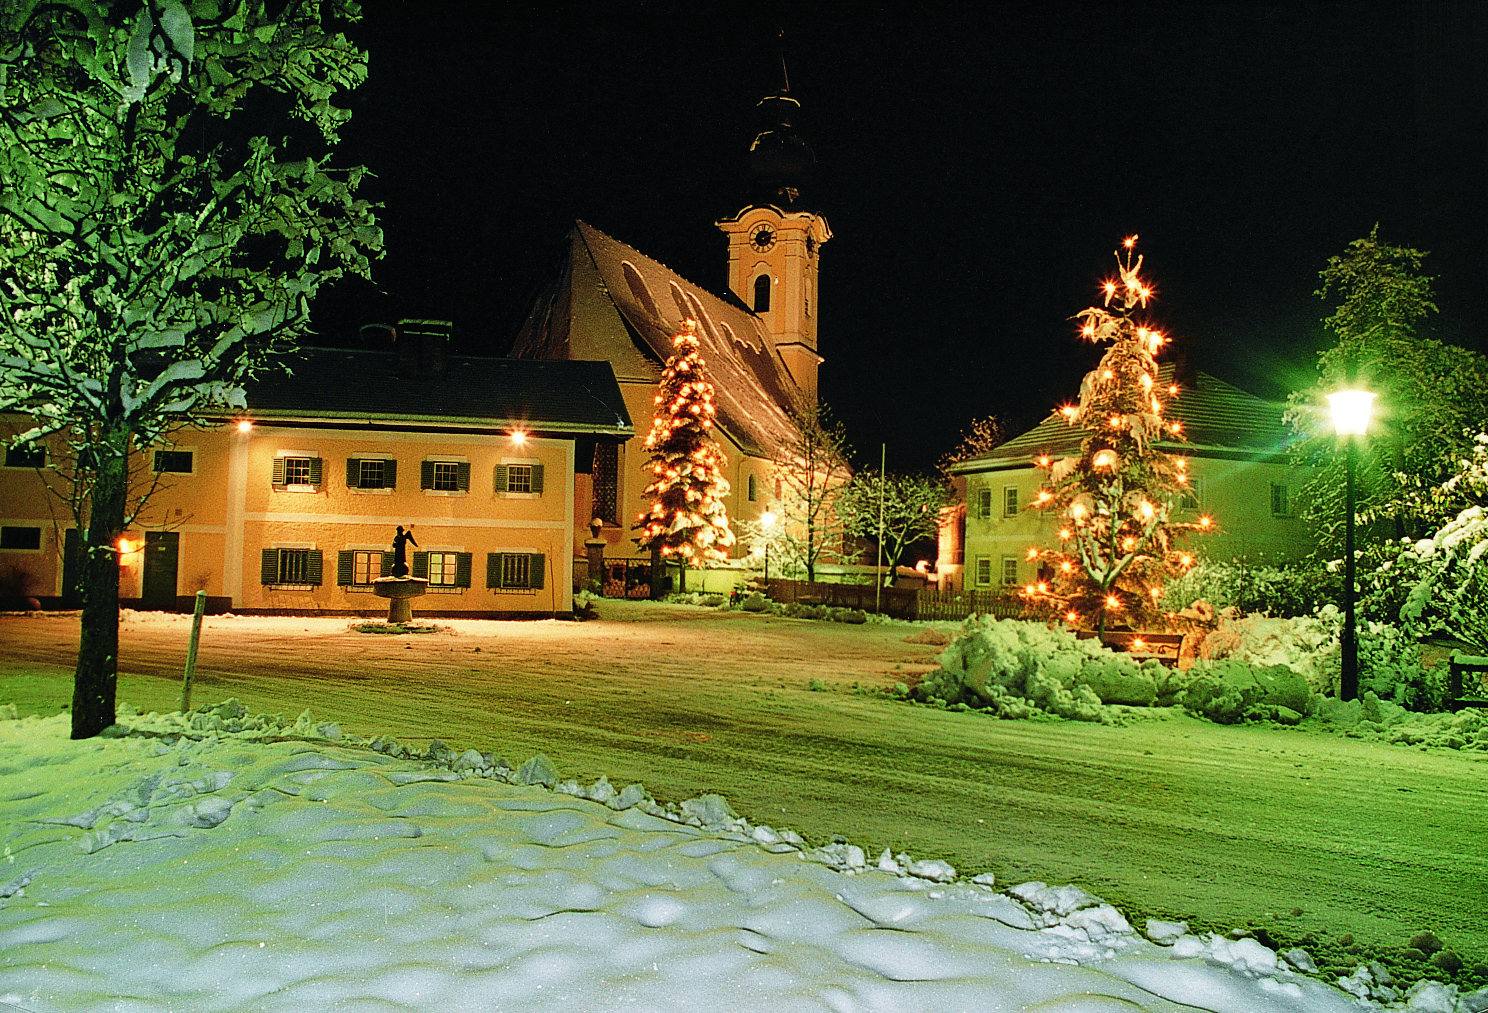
[761,580,1029,623]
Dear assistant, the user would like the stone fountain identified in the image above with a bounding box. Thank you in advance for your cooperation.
[371,524,426,623]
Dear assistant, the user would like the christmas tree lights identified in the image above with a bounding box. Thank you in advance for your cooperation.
[635,320,736,579]
[1024,237,1212,630]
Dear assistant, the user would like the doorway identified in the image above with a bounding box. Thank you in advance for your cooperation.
[142,531,179,608]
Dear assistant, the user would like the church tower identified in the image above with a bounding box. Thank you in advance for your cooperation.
[717,50,831,400]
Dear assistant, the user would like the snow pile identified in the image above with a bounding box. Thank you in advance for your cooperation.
[0,704,1441,1012]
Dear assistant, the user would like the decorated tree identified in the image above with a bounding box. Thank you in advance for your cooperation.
[1024,237,1211,630]
[0,1,381,738]
[636,320,735,588]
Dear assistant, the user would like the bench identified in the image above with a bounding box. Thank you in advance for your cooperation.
[1076,630,1185,665]
[1448,654,1488,712]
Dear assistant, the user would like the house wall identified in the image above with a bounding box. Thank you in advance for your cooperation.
[0,417,576,616]
[956,455,1313,593]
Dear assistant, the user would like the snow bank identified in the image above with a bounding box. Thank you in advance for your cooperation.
[0,703,1422,1013]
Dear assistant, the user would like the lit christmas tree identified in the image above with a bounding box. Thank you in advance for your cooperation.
[636,320,736,588]
[1024,237,1212,630]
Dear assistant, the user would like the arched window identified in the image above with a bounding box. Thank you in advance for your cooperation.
[753,274,771,313]
[747,474,757,501]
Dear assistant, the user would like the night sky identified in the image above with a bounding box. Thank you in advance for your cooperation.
[314,5,1488,473]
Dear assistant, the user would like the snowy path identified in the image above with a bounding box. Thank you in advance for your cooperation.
[0,712,1415,1013]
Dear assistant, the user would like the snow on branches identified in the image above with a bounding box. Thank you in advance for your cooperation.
[1024,237,1211,630]
[636,320,736,566]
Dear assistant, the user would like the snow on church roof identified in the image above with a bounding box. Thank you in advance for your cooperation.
[951,366,1296,474]
[509,221,802,459]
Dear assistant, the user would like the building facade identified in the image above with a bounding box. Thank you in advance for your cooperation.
[939,368,1315,593]
[0,338,632,616]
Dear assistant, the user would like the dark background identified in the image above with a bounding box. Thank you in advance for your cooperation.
[314,4,1488,473]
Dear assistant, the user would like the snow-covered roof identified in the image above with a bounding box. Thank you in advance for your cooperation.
[245,348,633,436]
[951,366,1294,474]
[508,221,801,459]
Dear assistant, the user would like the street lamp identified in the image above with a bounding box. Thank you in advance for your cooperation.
[1326,388,1375,702]
[760,510,777,582]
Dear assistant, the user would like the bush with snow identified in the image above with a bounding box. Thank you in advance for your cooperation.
[1160,558,1339,618]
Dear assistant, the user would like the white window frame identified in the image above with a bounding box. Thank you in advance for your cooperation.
[275,450,319,493]
[974,555,992,587]
[1000,556,1020,586]
[1003,486,1020,518]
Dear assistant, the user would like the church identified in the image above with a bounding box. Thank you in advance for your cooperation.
[508,64,832,592]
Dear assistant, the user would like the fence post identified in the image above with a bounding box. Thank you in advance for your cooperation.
[180,589,207,713]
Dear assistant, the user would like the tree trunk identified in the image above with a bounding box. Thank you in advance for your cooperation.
[72,427,128,739]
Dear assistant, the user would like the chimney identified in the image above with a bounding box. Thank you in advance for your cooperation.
[396,319,452,377]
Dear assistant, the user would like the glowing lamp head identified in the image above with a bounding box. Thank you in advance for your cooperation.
[760,511,777,529]
[510,429,528,446]
[1326,389,1375,437]
[117,538,132,554]
[236,420,252,433]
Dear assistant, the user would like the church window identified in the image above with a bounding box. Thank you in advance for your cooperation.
[753,274,771,313]
[592,443,619,523]
[747,474,757,501]
[621,261,660,319]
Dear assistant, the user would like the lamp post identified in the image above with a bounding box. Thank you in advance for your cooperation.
[760,510,777,582]
[1326,388,1374,702]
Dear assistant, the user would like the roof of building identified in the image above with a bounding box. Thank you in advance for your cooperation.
[244,348,633,436]
[508,220,800,459]
[951,365,1295,473]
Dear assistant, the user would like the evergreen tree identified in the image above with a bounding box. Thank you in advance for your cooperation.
[0,1,380,738]
[636,320,735,586]
[1026,237,1210,630]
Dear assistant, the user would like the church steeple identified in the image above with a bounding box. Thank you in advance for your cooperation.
[748,34,815,208]
[717,37,830,400]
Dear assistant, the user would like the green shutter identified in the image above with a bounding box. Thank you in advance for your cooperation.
[346,459,359,487]
[456,461,471,491]
[530,464,544,495]
[529,553,545,589]
[308,457,323,485]
[383,459,397,489]
[306,550,323,586]
[411,551,428,578]
[337,550,354,586]
[455,552,472,588]
[494,465,508,492]
[272,458,286,486]
[380,551,393,577]
[421,461,435,489]
[260,549,278,584]
[486,553,502,588]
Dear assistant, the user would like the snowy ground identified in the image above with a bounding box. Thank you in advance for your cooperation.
[2,709,1476,1013]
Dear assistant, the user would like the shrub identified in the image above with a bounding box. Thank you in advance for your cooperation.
[1160,558,1339,618]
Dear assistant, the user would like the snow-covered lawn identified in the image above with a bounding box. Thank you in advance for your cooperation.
[2,709,1456,1013]
[2,602,1485,1006]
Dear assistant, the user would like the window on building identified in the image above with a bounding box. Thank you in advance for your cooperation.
[1003,486,1019,517]
[495,463,544,495]
[421,460,470,492]
[976,488,993,520]
[753,274,771,313]
[592,444,618,522]
[347,458,396,490]
[259,547,323,586]
[487,552,546,590]
[153,450,194,473]
[412,551,472,588]
[1001,556,1020,586]
[774,476,782,499]
[4,443,45,468]
[974,556,992,586]
[1270,483,1291,517]
[337,550,387,586]
[272,455,322,488]
[0,526,42,550]
[1179,478,1200,511]
[747,474,757,502]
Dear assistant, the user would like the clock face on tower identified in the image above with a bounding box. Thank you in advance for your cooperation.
[750,226,776,252]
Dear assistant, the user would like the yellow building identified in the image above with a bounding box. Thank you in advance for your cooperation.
[0,334,632,617]
[509,71,831,581]
[939,368,1315,593]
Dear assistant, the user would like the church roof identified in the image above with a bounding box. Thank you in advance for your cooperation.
[950,366,1295,473]
[245,348,633,436]
[508,220,801,459]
